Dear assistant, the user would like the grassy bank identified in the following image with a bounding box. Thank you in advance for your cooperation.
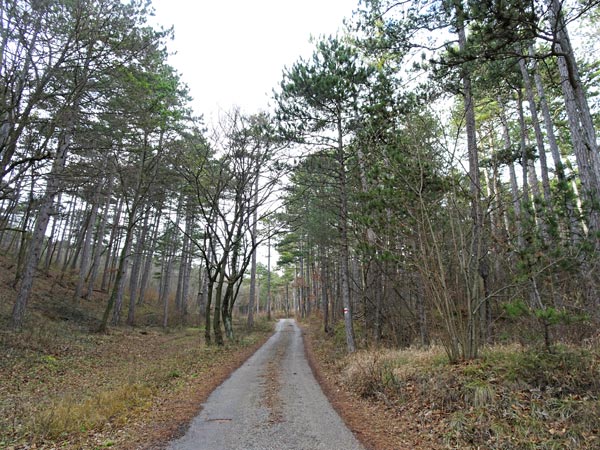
[305,318,600,449]
[0,257,273,449]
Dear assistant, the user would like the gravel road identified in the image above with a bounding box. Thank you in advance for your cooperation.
[166,318,365,450]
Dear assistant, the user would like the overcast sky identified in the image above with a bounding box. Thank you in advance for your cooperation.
[151,0,359,124]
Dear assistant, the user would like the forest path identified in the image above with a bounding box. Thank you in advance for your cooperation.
[166,318,365,450]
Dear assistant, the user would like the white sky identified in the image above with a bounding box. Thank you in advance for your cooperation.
[151,0,359,123]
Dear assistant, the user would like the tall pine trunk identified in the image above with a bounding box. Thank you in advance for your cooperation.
[127,210,149,325]
[247,172,259,329]
[455,0,483,358]
[12,106,75,328]
[336,111,356,353]
[74,193,100,301]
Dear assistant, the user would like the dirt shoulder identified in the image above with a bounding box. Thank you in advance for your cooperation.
[124,332,271,450]
[302,322,423,450]
[302,322,443,450]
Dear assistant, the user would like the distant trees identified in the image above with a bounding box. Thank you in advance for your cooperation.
[178,110,283,344]
[274,0,600,360]
[275,37,375,352]
[4,0,600,362]
[1,1,285,341]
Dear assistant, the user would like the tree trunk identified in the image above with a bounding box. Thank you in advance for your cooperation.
[455,0,482,359]
[320,248,331,334]
[84,175,114,299]
[247,170,259,329]
[110,229,133,326]
[99,219,133,332]
[74,194,100,301]
[12,107,74,328]
[499,100,524,249]
[549,0,600,234]
[267,231,272,320]
[336,111,356,353]
[126,210,149,325]
[68,203,93,272]
[222,282,235,340]
[137,209,161,305]
[530,45,581,241]
[43,192,61,270]
[13,174,36,286]
[204,273,214,345]
[101,197,123,292]
[519,55,553,211]
[180,206,194,317]
[213,267,225,346]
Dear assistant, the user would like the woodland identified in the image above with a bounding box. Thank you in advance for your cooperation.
[1,0,600,447]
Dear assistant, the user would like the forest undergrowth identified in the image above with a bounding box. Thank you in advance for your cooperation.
[304,317,600,450]
[0,255,272,449]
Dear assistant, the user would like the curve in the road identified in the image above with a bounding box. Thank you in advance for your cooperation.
[166,318,365,450]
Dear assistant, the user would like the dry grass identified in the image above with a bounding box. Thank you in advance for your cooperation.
[37,383,154,439]
[0,255,273,449]
[305,317,600,450]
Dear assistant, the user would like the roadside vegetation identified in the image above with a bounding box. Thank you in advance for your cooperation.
[305,317,600,449]
[0,255,272,450]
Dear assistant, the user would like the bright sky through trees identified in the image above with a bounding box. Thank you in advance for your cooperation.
[151,0,358,122]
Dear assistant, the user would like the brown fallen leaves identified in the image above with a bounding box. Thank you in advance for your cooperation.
[260,332,287,425]
[302,324,432,450]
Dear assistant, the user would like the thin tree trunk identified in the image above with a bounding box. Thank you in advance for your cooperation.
[137,209,161,305]
[320,248,330,333]
[530,45,581,241]
[110,227,133,326]
[180,206,194,317]
[84,175,114,299]
[99,219,133,331]
[337,111,356,353]
[43,192,62,270]
[455,0,482,358]
[499,100,524,249]
[13,173,35,286]
[213,265,226,345]
[12,108,74,328]
[69,203,93,272]
[205,272,213,345]
[519,55,553,209]
[74,195,100,301]
[267,230,272,320]
[126,210,149,325]
[53,197,76,272]
[247,170,259,329]
[516,90,532,228]
[101,197,123,292]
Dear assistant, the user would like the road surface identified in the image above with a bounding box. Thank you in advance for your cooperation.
[166,318,365,450]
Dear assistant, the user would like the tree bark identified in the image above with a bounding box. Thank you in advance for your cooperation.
[12,108,74,328]
[126,210,149,325]
[74,193,100,301]
[247,168,260,329]
[336,111,356,353]
[549,0,600,234]
[455,0,482,358]
[518,56,552,210]
[101,197,123,292]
